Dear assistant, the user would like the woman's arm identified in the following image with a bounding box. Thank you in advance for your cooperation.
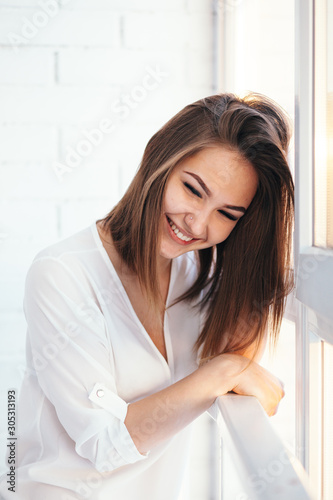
[125,352,284,454]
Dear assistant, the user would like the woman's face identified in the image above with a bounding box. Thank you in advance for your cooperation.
[160,145,258,261]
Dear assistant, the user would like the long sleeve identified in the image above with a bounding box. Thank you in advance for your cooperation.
[23,256,148,473]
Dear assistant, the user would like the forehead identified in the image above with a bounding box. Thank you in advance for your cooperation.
[179,145,251,176]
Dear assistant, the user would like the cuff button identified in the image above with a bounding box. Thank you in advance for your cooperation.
[96,389,105,398]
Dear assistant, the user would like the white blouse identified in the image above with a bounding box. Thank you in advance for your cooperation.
[0,222,211,500]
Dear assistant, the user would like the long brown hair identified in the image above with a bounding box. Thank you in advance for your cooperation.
[97,92,294,362]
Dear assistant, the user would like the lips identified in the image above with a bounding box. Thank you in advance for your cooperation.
[166,215,199,245]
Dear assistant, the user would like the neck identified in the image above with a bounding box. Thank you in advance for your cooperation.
[156,255,172,281]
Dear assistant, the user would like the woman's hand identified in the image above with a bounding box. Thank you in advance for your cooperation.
[207,353,285,417]
[232,358,284,416]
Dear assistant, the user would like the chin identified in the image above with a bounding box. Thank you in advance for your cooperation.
[159,242,184,260]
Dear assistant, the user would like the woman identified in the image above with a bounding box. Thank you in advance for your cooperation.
[1,92,293,499]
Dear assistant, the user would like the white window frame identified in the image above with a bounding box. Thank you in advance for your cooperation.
[295,0,333,336]
[295,0,333,478]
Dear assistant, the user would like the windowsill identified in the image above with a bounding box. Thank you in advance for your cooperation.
[216,394,314,500]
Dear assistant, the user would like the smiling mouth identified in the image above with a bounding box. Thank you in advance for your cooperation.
[166,215,198,243]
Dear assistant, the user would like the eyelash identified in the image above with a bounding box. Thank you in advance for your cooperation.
[219,211,238,222]
[184,182,201,198]
[183,182,238,222]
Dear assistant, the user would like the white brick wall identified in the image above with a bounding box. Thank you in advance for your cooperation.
[0,0,214,494]
[0,47,53,83]
[1,125,58,160]
[0,9,121,47]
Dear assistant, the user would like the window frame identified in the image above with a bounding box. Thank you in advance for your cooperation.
[295,0,333,486]
[295,0,333,339]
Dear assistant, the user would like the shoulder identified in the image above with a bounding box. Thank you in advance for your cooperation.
[31,224,96,262]
[25,223,100,298]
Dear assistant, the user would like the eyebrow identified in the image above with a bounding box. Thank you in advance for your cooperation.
[185,171,212,196]
[184,171,246,214]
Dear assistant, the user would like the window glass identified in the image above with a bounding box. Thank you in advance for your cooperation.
[314,0,333,247]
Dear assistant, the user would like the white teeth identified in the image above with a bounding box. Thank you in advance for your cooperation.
[168,218,193,242]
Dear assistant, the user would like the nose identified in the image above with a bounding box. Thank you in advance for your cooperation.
[185,211,208,239]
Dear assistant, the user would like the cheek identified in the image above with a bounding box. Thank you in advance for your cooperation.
[210,221,237,245]
[164,183,186,211]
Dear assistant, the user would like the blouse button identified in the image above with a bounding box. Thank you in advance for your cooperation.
[96,389,105,398]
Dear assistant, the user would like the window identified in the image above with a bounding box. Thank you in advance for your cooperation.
[295,1,333,498]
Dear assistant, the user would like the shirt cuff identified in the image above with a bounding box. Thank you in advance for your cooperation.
[89,383,128,421]
[88,383,149,469]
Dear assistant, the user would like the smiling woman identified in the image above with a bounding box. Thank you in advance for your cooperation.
[99,92,294,360]
[1,92,294,500]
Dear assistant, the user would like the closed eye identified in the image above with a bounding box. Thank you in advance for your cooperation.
[218,210,238,221]
[184,182,202,198]
[184,181,239,221]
